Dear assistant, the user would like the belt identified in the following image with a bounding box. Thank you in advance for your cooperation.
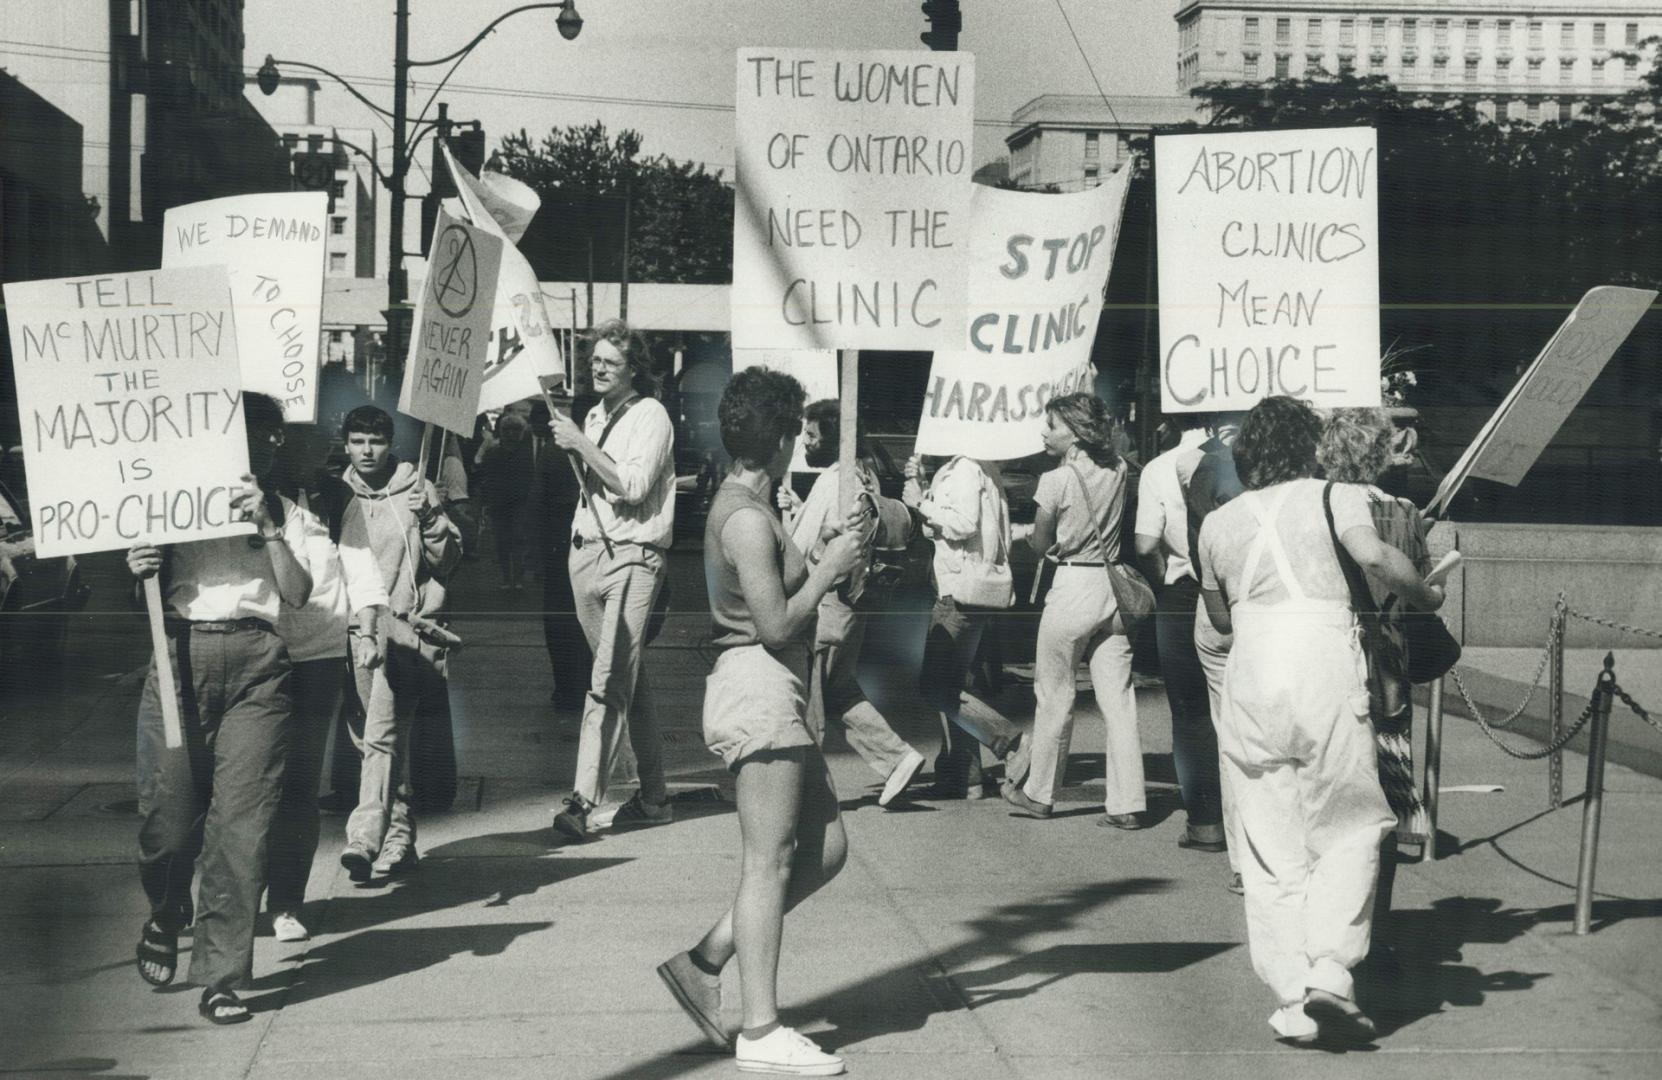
[573,534,665,555]
[165,617,275,635]
[1055,560,1105,568]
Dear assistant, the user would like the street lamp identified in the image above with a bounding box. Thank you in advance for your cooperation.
[257,0,584,383]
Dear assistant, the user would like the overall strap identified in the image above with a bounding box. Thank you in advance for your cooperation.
[1239,483,1308,603]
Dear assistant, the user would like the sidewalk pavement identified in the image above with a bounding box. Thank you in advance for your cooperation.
[2,555,1661,1078]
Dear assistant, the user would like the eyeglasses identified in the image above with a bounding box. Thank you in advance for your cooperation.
[591,354,628,371]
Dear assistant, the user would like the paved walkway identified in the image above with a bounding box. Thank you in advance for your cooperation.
[2,553,1660,1078]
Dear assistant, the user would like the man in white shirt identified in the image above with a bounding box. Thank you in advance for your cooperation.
[548,320,676,839]
[1133,418,1226,852]
[128,392,312,1025]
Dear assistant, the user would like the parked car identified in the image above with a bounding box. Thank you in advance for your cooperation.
[0,452,92,698]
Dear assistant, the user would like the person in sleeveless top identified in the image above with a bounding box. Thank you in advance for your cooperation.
[1001,393,1143,824]
[1195,397,1443,1048]
[656,368,863,1076]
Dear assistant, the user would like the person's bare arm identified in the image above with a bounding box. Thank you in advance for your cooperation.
[1134,533,1167,584]
[1341,526,1445,611]
[1028,501,1059,555]
[726,510,863,650]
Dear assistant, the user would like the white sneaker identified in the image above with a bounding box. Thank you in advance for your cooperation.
[271,912,309,942]
[735,1026,844,1076]
[878,749,925,808]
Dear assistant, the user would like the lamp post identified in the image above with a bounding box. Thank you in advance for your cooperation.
[257,0,583,382]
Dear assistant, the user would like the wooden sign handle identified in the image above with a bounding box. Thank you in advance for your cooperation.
[142,576,183,750]
[837,350,859,515]
[415,422,434,482]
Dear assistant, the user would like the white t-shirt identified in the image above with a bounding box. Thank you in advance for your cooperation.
[1198,478,1375,608]
[164,496,308,624]
[1134,429,1208,584]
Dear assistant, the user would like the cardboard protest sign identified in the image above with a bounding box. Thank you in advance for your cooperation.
[162,193,327,422]
[397,210,504,436]
[438,144,566,414]
[3,267,252,557]
[732,48,976,351]
[732,348,839,472]
[1428,285,1655,513]
[1157,127,1380,412]
[913,169,1132,460]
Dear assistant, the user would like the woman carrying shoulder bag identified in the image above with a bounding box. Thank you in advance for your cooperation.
[1002,393,1147,826]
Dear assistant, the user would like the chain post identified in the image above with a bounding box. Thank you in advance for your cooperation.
[1549,599,1566,809]
[1572,653,1617,936]
[1422,676,1444,862]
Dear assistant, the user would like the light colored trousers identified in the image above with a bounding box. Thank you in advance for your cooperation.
[346,617,434,856]
[810,596,917,780]
[569,540,666,806]
[1194,601,1242,874]
[1023,565,1143,812]
[1220,601,1394,1009]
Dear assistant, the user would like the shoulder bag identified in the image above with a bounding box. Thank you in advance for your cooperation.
[1031,460,1155,631]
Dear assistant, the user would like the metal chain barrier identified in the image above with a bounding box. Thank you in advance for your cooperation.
[1610,679,1660,735]
[1565,608,1662,643]
[1467,690,1599,760]
[1445,593,1565,732]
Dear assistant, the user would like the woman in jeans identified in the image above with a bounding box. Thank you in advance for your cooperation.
[1000,393,1144,825]
[656,367,863,1076]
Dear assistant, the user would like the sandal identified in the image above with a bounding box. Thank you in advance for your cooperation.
[198,989,252,1025]
[136,920,177,986]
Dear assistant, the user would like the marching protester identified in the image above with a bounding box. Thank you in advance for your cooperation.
[1195,396,1443,1047]
[480,411,537,592]
[336,406,462,882]
[549,319,676,839]
[1002,393,1144,823]
[264,429,391,943]
[1135,415,1225,852]
[658,367,864,1076]
[1316,407,1433,963]
[903,452,1025,798]
[129,392,311,1025]
[779,401,927,807]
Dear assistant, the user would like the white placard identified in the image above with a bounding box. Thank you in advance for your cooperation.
[732,48,976,351]
[914,170,1132,460]
[732,348,839,473]
[162,193,328,422]
[1157,127,1381,412]
[397,210,504,436]
[3,267,252,557]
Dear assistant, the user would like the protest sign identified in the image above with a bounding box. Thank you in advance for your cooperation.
[913,169,1132,460]
[732,48,976,351]
[438,144,566,413]
[162,193,327,422]
[732,348,839,473]
[3,267,252,558]
[1157,127,1381,412]
[397,210,504,436]
[1428,285,1656,513]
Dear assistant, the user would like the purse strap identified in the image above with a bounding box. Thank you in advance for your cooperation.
[575,394,642,550]
[1324,481,1379,620]
[1065,459,1120,576]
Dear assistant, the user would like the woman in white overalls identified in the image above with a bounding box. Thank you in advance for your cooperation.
[1194,397,1443,1047]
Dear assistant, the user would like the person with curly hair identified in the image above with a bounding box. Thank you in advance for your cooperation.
[1001,393,1144,824]
[548,319,677,839]
[655,367,863,1076]
[1195,395,1443,1047]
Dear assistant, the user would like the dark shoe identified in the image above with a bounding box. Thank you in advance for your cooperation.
[340,843,374,882]
[612,793,674,829]
[999,780,1053,819]
[1178,824,1228,853]
[374,841,419,876]
[1002,733,1032,789]
[1098,812,1146,830]
[136,919,177,986]
[198,989,252,1025]
[553,795,592,842]
[1225,872,1245,896]
[1303,988,1378,1045]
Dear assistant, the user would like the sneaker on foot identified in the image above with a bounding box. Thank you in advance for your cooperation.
[879,749,925,808]
[735,1026,844,1076]
[374,841,419,876]
[340,843,374,882]
[656,951,729,1049]
[612,793,674,829]
[552,795,592,842]
[271,911,309,942]
[1302,988,1378,1044]
[1098,812,1146,830]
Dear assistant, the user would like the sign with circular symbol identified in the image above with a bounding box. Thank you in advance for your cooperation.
[294,154,333,191]
[432,224,480,319]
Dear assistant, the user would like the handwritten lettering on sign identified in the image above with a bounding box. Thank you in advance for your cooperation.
[3,267,252,557]
[1156,128,1381,412]
[397,211,504,436]
[732,49,976,351]
[162,193,328,422]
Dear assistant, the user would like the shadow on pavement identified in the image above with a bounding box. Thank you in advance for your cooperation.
[3,1059,148,1080]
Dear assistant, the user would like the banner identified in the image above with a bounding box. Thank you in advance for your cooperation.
[162,192,328,422]
[732,48,976,351]
[1157,127,1381,412]
[732,348,839,472]
[397,210,504,436]
[913,171,1132,460]
[438,144,566,414]
[1429,285,1656,513]
[2,267,252,557]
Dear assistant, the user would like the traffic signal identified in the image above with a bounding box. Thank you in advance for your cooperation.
[920,0,961,50]
[422,126,487,253]
[291,151,338,213]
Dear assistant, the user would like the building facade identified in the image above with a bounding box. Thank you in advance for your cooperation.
[1005,95,1202,191]
[1175,2,1662,121]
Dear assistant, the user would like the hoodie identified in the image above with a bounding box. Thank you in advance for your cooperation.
[342,459,461,621]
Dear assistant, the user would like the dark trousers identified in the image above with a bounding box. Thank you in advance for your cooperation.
[266,657,348,914]
[137,626,292,994]
[543,525,592,708]
[920,596,1019,784]
[1156,576,1223,827]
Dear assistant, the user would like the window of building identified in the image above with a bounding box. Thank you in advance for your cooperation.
[1339,53,1354,75]
[1307,17,1322,46]
[1465,57,1479,83]
[282,132,299,149]
[330,216,346,235]
[1244,52,1260,78]
[330,180,346,199]
[1593,22,1606,47]
[1560,22,1574,48]
[1507,99,1524,121]
[1527,57,1542,83]
[328,252,347,272]
[1433,55,1448,79]
[1370,52,1385,73]
[329,329,345,344]
[1466,18,1480,41]
[1275,53,1290,78]
[1497,57,1511,80]
[1561,57,1575,83]
[1403,18,1417,43]
[1559,101,1574,122]
[1526,99,1541,121]
[1244,16,1259,45]
[1626,56,1639,78]
[1434,19,1448,47]
[1498,20,1512,47]
[1529,21,1543,48]
[1593,59,1604,84]
[1339,18,1354,46]
[1276,18,1290,45]
[1626,23,1639,46]
[1370,16,1385,42]
[1084,166,1099,188]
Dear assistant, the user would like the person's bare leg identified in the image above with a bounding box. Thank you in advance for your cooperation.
[713,749,803,1029]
